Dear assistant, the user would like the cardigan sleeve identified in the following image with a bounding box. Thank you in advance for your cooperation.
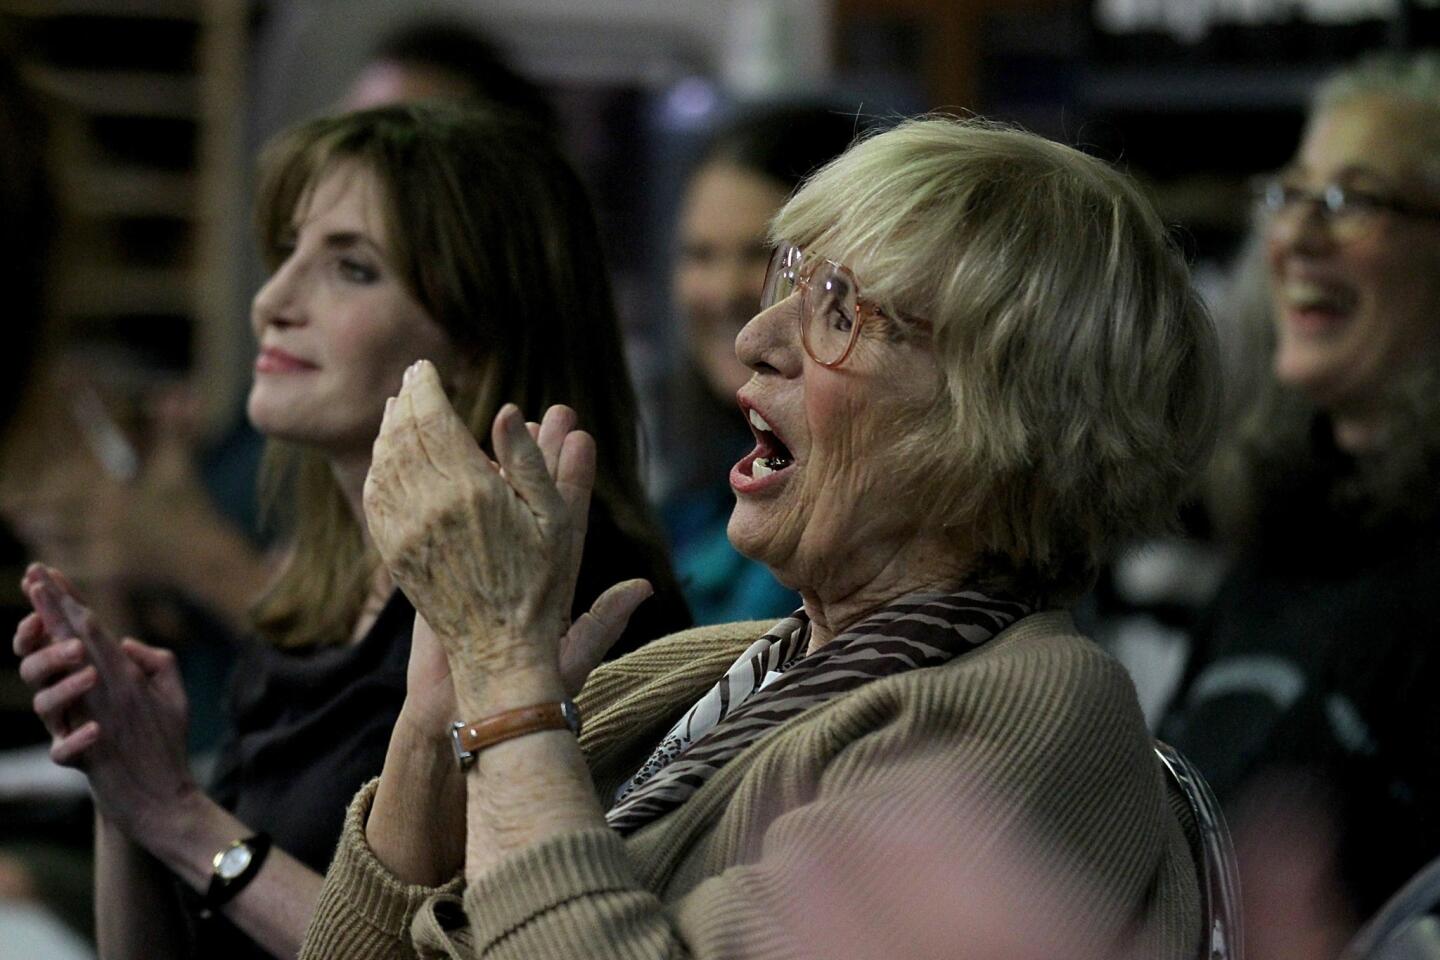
[410,633,1201,960]
[298,778,467,960]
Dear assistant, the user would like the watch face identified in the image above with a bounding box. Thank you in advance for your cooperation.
[217,843,253,880]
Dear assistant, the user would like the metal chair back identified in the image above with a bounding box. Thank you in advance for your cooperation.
[1155,740,1245,960]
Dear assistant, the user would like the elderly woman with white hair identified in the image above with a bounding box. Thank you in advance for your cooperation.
[293,117,1216,958]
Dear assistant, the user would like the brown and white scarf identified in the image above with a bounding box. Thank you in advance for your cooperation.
[605,588,1030,835]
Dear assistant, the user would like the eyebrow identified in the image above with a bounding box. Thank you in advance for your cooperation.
[279,220,384,253]
[1284,163,1400,186]
[319,230,383,254]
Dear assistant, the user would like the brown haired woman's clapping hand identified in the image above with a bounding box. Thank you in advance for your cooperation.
[14,563,196,842]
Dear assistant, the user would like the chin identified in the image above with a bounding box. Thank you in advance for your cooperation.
[727,508,779,566]
[727,508,807,591]
[725,509,765,562]
[1274,343,1335,394]
[245,391,278,437]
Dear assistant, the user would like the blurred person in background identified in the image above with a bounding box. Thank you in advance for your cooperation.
[278,117,1215,960]
[343,16,557,130]
[1161,52,1440,958]
[0,38,100,957]
[0,41,53,714]
[14,102,688,960]
[659,104,859,624]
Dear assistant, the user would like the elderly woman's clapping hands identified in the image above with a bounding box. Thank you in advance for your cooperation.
[364,360,651,718]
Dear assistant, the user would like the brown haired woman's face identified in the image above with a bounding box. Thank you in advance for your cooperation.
[1266,96,1440,423]
[248,162,459,465]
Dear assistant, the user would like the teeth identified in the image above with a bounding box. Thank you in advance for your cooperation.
[752,459,774,479]
[748,409,771,432]
[1283,281,1352,312]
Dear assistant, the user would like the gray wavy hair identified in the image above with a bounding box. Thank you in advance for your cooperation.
[1210,52,1440,540]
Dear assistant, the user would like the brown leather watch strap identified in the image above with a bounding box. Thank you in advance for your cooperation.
[450,699,581,768]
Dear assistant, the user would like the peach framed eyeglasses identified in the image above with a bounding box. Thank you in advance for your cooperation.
[759,241,931,369]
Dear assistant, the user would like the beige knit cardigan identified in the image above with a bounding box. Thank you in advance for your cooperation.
[300,611,1201,960]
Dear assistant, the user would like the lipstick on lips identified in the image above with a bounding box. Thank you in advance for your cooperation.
[255,346,318,374]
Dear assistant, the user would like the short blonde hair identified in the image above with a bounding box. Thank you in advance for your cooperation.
[772,117,1221,600]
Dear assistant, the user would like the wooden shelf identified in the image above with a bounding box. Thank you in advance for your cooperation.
[53,266,194,317]
[23,65,197,118]
[58,165,196,218]
[1,0,246,425]
[0,0,199,19]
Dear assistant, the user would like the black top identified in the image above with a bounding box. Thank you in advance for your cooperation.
[1162,433,1440,920]
[208,590,414,875]
[195,502,691,959]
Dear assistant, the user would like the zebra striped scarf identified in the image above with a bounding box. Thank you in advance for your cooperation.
[605,588,1030,835]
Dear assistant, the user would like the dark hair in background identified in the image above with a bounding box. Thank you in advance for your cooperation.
[698,103,862,194]
[0,43,51,430]
[367,18,557,133]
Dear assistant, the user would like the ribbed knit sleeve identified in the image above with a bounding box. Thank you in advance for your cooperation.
[307,614,1201,960]
[299,778,465,960]
[434,616,1196,959]
[463,828,677,959]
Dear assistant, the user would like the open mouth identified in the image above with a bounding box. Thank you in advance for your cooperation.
[1282,280,1356,325]
[741,407,795,479]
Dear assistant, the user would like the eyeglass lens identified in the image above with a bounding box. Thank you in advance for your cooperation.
[761,243,863,367]
[802,263,860,366]
[1263,182,1350,217]
[1264,179,1440,234]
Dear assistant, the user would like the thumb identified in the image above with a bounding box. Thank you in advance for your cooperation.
[119,637,186,704]
[120,636,173,676]
[560,579,652,697]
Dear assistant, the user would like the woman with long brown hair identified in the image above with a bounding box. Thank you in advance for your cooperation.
[14,101,689,959]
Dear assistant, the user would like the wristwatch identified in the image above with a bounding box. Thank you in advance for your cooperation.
[198,833,272,919]
[451,699,582,769]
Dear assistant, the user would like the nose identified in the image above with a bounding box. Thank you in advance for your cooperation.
[251,255,306,335]
[735,295,802,378]
[1268,197,1336,259]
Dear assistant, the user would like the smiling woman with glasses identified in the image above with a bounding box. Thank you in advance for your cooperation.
[1160,52,1440,959]
[283,116,1220,960]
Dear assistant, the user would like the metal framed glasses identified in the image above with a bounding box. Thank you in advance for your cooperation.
[1254,176,1440,238]
[758,241,929,369]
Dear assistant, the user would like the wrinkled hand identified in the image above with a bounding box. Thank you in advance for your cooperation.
[13,564,196,844]
[402,580,652,736]
[369,361,648,709]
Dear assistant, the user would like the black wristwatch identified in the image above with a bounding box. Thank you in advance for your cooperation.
[198,833,272,919]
